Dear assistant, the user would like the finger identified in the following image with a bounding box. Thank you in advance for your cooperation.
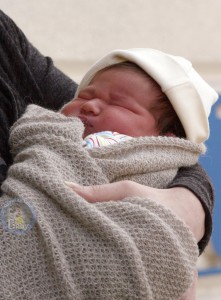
[65,181,103,202]
[180,270,197,300]
[64,181,141,203]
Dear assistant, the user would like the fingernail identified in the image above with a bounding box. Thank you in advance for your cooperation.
[64,181,79,188]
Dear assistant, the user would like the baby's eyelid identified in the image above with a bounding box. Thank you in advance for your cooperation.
[78,87,95,99]
[78,93,91,100]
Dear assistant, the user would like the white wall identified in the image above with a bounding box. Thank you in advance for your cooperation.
[1,0,221,90]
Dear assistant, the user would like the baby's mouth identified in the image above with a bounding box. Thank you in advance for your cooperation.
[78,116,94,136]
[78,116,90,126]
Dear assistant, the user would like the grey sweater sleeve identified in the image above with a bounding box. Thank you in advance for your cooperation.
[0,9,78,183]
[0,10,77,169]
[168,163,214,254]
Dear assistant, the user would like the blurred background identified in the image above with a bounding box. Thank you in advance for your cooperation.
[0,1,220,298]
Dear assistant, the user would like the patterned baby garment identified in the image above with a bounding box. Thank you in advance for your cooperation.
[83,131,132,148]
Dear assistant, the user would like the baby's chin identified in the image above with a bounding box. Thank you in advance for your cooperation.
[82,131,87,139]
[82,128,96,139]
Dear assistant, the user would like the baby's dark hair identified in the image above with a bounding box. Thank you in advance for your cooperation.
[99,62,186,138]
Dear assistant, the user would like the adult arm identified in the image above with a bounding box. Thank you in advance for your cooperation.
[0,10,77,171]
[169,163,213,253]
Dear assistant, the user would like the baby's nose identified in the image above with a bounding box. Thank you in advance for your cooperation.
[80,99,102,115]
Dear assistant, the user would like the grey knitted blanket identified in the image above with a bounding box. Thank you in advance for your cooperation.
[0,105,205,300]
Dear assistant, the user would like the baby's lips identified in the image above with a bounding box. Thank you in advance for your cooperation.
[78,115,92,128]
[78,116,95,138]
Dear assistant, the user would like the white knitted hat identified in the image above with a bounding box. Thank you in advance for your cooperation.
[76,48,218,143]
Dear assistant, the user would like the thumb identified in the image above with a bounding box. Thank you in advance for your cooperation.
[64,181,138,203]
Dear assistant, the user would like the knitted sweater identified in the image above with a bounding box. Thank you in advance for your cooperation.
[0,105,205,300]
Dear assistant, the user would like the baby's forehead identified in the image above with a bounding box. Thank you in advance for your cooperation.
[92,62,162,90]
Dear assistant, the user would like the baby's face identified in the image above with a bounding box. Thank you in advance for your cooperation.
[61,67,162,138]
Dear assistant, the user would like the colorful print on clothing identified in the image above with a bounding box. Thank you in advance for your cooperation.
[83,131,132,148]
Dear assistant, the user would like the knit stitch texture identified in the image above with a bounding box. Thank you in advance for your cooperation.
[0,105,204,300]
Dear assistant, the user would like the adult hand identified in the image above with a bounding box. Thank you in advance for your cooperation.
[65,180,205,242]
[180,270,198,300]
